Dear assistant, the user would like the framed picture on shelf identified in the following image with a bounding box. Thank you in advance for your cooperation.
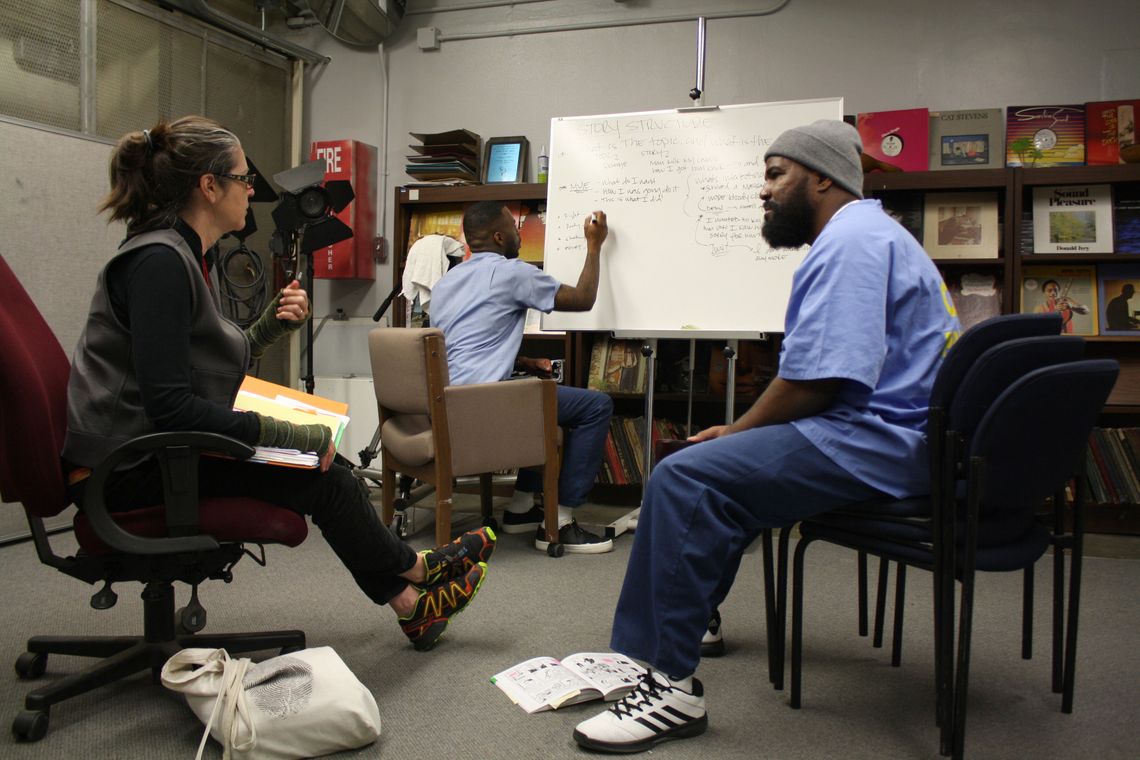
[1097,262,1140,335]
[921,191,1000,259]
[946,271,1002,331]
[1020,264,1098,336]
[928,108,1003,170]
[1115,183,1140,253]
[1032,184,1114,253]
[482,136,529,184]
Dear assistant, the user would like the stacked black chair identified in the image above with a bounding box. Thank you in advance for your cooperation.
[788,322,1116,757]
[767,313,1067,694]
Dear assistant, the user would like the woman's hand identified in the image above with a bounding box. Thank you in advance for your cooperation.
[276,279,310,323]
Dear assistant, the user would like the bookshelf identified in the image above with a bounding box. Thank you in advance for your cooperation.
[869,164,1140,532]
[390,168,1140,532]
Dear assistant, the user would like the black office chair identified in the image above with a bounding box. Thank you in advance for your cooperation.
[789,352,1117,759]
[0,256,308,742]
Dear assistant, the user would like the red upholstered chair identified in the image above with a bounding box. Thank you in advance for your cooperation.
[0,255,308,742]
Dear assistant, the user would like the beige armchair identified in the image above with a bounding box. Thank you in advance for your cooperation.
[368,327,564,554]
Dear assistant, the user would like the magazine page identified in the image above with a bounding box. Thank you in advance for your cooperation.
[560,653,646,701]
[491,656,597,713]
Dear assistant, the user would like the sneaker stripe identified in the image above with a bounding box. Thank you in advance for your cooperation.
[662,704,699,721]
[635,712,680,730]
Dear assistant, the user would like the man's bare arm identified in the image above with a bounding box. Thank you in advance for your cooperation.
[553,210,607,312]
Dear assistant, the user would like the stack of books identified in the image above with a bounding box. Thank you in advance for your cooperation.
[405,128,481,185]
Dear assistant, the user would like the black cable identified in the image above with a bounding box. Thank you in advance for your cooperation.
[216,240,268,329]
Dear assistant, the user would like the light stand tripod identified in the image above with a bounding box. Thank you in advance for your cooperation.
[269,156,356,396]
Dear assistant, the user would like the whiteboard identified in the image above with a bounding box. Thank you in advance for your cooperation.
[542,98,843,336]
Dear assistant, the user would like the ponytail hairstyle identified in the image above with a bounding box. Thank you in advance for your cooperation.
[99,115,242,232]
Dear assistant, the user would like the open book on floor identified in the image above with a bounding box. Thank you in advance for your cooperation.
[233,376,349,468]
[491,653,645,713]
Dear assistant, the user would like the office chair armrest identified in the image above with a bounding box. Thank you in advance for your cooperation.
[443,378,556,475]
[81,431,256,555]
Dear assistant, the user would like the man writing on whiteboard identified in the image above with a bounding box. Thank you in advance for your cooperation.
[430,202,616,554]
[574,120,961,752]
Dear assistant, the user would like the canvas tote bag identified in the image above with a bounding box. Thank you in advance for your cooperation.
[161,647,381,760]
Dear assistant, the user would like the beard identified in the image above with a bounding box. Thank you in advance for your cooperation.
[761,179,814,249]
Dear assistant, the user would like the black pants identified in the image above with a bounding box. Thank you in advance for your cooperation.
[75,457,418,606]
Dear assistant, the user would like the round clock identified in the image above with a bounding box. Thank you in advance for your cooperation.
[1033,128,1058,150]
[880,133,904,157]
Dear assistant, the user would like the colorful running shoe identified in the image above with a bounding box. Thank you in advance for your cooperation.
[400,561,487,651]
[420,526,497,585]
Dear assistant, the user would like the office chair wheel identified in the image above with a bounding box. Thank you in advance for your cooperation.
[391,509,408,539]
[12,709,48,742]
[176,605,207,634]
[547,543,564,558]
[14,652,46,680]
[482,516,499,532]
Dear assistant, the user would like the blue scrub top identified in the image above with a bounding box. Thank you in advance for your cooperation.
[780,199,961,498]
[429,251,560,385]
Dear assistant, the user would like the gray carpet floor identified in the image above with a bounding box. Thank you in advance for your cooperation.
[0,499,1137,759]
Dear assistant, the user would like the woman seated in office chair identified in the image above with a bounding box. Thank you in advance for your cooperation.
[61,115,493,651]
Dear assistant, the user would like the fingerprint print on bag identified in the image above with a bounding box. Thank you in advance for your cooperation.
[243,656,313,719]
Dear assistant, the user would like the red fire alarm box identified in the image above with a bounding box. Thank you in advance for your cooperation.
[309,140,377,280]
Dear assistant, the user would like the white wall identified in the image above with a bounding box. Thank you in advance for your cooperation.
[295,0,1140,344]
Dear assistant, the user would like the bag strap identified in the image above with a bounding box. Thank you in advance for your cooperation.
[195,656,256,760]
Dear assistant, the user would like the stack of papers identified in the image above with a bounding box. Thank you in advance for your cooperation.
[233,376,350,468]
[406,128,481,185]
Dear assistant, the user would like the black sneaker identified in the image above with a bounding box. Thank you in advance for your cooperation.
[535,519,614,554]
[574,670,707,752]
[700,609,725,657]
[501,504,544,534]
[420,526,496,585]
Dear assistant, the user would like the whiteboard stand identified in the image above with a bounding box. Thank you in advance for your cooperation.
[723,339,738,425]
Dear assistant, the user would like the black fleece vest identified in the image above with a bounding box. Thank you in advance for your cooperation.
[62,228,249,468]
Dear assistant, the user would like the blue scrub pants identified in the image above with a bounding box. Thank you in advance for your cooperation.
[610,424,888,679]
[516,385,613,507]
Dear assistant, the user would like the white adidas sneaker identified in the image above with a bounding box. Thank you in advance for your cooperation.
[573,670,707,753]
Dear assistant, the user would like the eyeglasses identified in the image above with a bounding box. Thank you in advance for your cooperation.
[215,171,257,189]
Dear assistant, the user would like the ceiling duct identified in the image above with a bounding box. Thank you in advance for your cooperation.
[304,0,406,47]
[158,0,329,64]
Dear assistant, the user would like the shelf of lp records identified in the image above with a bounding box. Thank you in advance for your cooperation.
[1084,428,1140,507]
[583,335,776,487]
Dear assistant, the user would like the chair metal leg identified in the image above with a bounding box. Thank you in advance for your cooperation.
[873,558,889,648]
[789,533,816,709]
[774,526,792,691]
[891,563,906,667]
[1061,488,1085,714]
[760,528,778,685]
[1052,520,1067,694]
[1022,567,1034,660]
[949,463,983,760]
[857,551,869,637]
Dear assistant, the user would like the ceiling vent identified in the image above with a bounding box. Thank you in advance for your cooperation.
[304,0,405,47]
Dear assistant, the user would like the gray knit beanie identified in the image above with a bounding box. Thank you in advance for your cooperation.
[764,119,864,199]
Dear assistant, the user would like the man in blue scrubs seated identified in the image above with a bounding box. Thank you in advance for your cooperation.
[430,202,615,553]
[573,119,962,752]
